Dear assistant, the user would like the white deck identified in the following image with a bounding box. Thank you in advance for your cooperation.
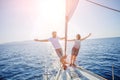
[54,66,107,80]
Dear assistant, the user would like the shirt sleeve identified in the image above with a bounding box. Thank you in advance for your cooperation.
[57,37,61,39]
[48,38,51,41]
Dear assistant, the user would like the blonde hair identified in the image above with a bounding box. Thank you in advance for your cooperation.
[76,34,81,40]
[52,31,57,35]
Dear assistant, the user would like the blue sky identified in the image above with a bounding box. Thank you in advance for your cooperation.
[0,0,120,44]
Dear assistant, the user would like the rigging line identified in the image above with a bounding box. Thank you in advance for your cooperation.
[86,0,120,13]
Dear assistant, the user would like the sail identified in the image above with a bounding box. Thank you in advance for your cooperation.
[66,0,79,22]
[64,0,79,55]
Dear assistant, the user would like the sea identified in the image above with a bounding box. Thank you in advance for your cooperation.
[0,37,120,80]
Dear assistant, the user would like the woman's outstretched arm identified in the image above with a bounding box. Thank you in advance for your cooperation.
[67,39,75,41]
[81,33,91,41]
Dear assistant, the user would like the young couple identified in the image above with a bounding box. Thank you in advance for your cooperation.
[34,31,91,69]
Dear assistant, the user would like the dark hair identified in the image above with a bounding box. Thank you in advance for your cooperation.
[76,34,81,40]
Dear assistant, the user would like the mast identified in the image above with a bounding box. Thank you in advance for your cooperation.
[65,16,68,56]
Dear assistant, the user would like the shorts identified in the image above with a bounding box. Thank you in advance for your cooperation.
[71,47,79,56]
[55,48,63,58]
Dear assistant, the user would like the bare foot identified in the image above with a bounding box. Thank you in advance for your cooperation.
[62,64,67,70]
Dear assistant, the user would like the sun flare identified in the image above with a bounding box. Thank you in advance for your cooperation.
[32,0,65,39]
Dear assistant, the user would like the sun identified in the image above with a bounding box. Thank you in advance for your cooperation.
[32,0,65,39]
[41,0,65,23]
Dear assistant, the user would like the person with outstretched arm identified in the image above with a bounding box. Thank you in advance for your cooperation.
[68,33,91,67]
[34,31,67,69]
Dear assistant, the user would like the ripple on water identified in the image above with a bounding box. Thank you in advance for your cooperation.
[0,38,120,80]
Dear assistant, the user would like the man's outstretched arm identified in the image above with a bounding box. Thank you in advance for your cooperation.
[60,37,65,40]
[34,39,49,42]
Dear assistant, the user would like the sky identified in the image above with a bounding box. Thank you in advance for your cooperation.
[0,0,120,44]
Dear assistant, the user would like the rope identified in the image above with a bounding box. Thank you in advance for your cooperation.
[112,64,114,80]
[86,0,120,13]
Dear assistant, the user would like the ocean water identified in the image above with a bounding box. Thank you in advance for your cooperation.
[0,37,120,80]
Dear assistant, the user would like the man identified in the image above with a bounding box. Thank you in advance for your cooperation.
[34,31,67,69]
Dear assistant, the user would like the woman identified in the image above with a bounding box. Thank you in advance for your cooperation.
[68,33,91,66]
